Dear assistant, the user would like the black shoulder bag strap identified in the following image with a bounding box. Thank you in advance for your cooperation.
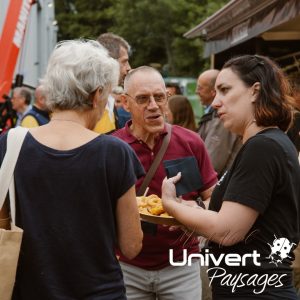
[137,123,172,196]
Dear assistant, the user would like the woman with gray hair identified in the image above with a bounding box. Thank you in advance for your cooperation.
[0,40,143,299]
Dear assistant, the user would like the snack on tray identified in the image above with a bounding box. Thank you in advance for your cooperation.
[136,194,172,218]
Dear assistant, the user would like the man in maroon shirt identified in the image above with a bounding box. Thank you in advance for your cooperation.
[113,66,217,300]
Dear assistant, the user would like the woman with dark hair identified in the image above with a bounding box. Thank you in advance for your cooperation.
[162,55,300,299]
[166,95,196,131]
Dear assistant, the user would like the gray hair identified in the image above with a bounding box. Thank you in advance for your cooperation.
[112,86,124,94]
[97,33,131,59]
[34,85,46,100]
[42,39,119,111]
[14,87,32,105]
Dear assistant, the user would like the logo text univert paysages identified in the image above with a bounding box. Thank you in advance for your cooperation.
[169,249,287,294]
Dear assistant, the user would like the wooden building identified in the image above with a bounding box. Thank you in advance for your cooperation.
[184,0,300,80]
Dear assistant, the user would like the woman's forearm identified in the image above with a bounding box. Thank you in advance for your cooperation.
[164,200,245,246]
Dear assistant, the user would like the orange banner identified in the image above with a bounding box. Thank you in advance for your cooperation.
[0,0,33,102]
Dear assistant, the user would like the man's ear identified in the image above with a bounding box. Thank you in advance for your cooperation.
[121,94,130,112]
[21,97,26,105]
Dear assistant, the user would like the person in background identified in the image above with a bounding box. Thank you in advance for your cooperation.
[162,55,300,299]
[197,69,241,178]
[113,86,131,128]
[166,95,196,131]
[166,82,182,96]
[113,86,125,109]
[94,32,131,134]
[11,87,32,126]
[0,39,143,299]
[21,85,50,127]
[113,66,217,300]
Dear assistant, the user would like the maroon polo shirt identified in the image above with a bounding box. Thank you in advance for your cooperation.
[113,122,218,270]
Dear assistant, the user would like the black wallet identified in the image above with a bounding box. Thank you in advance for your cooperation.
[163,156,203,196]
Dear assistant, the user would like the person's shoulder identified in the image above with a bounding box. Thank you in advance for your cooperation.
[199,112,223,132]
[245,129,287,157]
[172,125,203,142]
[111,127,126,138]
[172,124,196,134]
[21,115,39,128]
[100,133,133,151]
[248,129,283,144]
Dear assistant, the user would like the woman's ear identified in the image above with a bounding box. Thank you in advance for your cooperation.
[251,82,260,102]
[93,87,107,109]
[90,87,99,108]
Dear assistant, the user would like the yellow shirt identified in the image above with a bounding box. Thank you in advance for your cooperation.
[93,109,116,134]
[21,115,39,128]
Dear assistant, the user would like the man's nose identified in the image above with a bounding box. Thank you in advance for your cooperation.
[127,62,131,72]
[147,96,159,109]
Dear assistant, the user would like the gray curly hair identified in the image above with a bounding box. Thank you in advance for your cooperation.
[42,39,119,111]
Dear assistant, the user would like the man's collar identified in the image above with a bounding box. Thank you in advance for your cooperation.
[122,121,136,143]
[20,104,32,117]
[204,105,212,114]
[33,105,50,119]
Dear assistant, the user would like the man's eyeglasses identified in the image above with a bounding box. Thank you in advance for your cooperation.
[124,92,168,106]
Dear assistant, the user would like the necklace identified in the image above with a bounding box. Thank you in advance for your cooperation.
[256,126,278,134]
[51,118,84,126]
[243,125,278,143]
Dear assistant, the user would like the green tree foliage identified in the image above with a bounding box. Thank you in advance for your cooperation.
[55,0,228,76]
[55,0,115,40]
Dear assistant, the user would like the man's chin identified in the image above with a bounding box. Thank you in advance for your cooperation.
[145,123,165,134]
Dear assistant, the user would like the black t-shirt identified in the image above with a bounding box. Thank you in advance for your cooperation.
[0,132,144,300]
[208,128,300,298]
